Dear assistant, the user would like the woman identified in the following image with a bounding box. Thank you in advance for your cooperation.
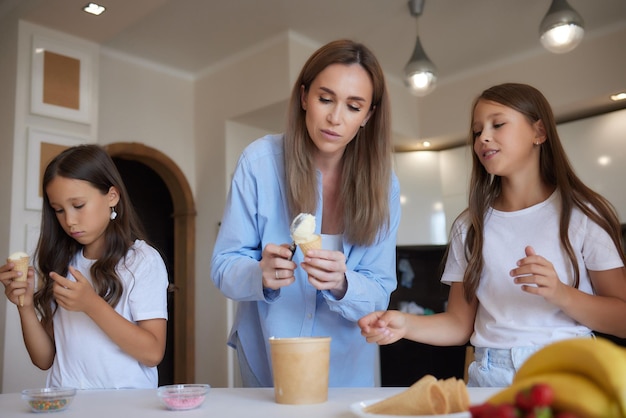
[211,39,401,387]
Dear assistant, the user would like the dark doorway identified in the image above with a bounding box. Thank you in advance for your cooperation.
[113,157,175,386]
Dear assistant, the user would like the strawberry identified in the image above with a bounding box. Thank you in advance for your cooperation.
[529,384,554,408]
[515,388,534,411]
[489,403,519,418]
[515,383,555,411]
[470,402,496,417]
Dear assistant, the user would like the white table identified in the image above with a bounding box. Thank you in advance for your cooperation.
[0,387,498,417]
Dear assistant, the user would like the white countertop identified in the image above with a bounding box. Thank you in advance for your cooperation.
[0,386,498,417]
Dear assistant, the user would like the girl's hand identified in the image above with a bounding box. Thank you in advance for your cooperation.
[50,266,99,312]
[260,243,297,290]
[301,249,347,297]
[358,310,407,345]
[1,263,35,307]
[511,246,569,306]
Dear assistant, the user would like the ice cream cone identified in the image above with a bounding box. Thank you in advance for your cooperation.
[364,374,448,415]
[297,234,321,255]
[8,252,29,307]
[440,377,470,413]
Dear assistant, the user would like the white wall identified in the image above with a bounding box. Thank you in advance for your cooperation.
[559,108,626,221]
[98,49,195,192]
[394,152,447,245]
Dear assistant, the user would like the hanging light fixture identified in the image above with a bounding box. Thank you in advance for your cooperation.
[404,0,437,97]
[539,0,584,54]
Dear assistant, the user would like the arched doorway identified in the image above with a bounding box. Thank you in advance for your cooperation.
[105,142,196,383]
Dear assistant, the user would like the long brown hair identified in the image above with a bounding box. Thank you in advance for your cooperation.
[460,83,626,301]
[34,144,146,328]
[284,39,392,245]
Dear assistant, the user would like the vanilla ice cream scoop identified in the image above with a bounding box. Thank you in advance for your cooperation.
[289,213,322,255]
[290,213,316,244]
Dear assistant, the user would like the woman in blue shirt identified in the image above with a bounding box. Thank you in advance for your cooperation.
[211,39,401,387]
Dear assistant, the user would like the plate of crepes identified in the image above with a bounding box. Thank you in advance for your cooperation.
[350,375,470,417]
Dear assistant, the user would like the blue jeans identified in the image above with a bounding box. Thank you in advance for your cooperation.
[467,346,540,387]
[468,334,595,387]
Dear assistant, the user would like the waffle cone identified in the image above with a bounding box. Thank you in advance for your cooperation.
[364,374,448,415]
[440,377,470,413]
[7,254,29,307]
[297,235,321,255]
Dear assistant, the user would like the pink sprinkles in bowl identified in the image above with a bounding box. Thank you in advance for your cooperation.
[157,384,210,410]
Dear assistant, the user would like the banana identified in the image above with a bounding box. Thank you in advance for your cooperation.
[513,337,626,417]
[487,372,621,418]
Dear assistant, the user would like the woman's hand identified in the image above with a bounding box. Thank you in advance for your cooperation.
[260,243,297,290]
[358,310,407,345]
[1,262,35,308]
[50,266,100,313]
[301,249,347,298]
[511,245,570,306]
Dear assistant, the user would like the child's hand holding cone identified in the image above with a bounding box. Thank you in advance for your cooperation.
[7,251,30,307]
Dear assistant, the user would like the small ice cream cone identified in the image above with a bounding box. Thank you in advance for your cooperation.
[297,234,322,255]
[440,377,470,413]
[364,374,448,415]
[8,252,29,307]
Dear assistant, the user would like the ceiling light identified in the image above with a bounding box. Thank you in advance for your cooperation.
[610,92,626,101]
[404,0,437,97]
[83,3,106,16]
[422,141,431,148]
[539,0,584,54]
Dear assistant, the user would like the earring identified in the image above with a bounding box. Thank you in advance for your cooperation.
[110,207,118,220]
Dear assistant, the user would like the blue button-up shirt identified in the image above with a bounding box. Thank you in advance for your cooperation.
[211,134,401,387]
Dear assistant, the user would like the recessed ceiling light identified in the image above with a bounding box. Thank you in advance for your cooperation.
[422,141,431,148]
[83,3,106,16]
[610,92,626,101]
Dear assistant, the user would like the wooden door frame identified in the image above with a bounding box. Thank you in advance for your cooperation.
[105,142,196,383]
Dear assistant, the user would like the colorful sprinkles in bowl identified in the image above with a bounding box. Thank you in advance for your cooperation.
[21,387,76,413]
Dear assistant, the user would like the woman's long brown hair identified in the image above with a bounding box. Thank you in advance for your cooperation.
[34,144,146,329]
[284,39,393,246]
[459,83,626,302]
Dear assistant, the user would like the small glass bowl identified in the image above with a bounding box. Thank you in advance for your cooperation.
[21,387,77,413]
[157,384,210,410]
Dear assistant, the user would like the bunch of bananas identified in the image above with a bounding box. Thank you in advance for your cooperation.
[486,337,626,418]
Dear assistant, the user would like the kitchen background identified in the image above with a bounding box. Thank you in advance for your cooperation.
[1,0,625,392]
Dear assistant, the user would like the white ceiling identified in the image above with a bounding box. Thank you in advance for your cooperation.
[4,0,626,149]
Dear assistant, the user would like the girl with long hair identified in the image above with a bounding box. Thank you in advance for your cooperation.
[1,144,168,388]
[359,83,626,387]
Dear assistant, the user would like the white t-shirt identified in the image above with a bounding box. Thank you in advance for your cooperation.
[46,240,169,389]
[442,191,623,349]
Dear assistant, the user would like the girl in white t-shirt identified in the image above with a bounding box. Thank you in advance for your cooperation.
[1,144,168,389]
[359,83,626,387]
